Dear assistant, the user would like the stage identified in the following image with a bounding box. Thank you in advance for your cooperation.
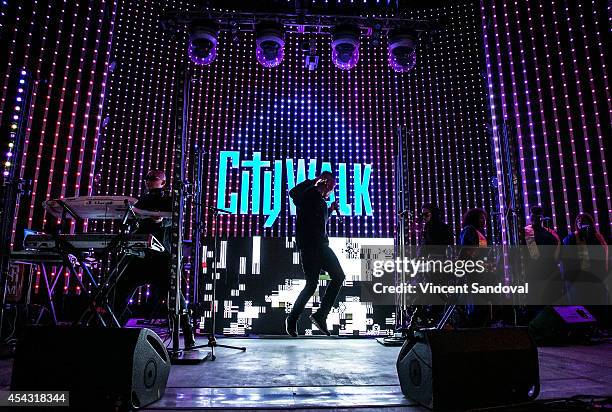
[2,337,608,410]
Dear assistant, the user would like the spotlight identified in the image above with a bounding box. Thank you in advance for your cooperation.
[187,19,218,65]
[331,25,361,70]
[387,29,418,72]
[255,22,285,68]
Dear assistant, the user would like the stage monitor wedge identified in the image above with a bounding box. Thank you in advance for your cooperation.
[397,327,539,410]
[11,326,170,410]
[529,305,597,344]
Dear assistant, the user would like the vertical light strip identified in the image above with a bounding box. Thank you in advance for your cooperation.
[205,30,223,238]
[537,1,572,232]
[589,0,612,126]
[137,0,164,198]
[499,1,531,214]
[578,1,611,225]
[12,1,50,243]
[550,0,584,218]
[346,68,354,236]
[27,1,71,226]
[469,5,492,214]
[286,34,294,239]
[42,1,82,228]
[243,33,255,237]
[456,9,474,209]
[357,38,369,236]
[481,0,507,244]
[0,1,28,125]
[511,1,541,209]
[561,1,597,222]
[86,0,118,232]
[65,2,105,206]
[271,37,282,238]
[430,18,450,231]
[523,0,558,229]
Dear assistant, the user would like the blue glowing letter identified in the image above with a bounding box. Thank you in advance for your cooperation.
[338,163,352,215]
[217,151,239,213]
[242,152,270,214]
[354,164,372,216]
[263,160,283,227]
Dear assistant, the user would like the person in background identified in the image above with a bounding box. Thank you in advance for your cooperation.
[459,208,488,250]
[458,208,490,326]
[524,206,562,304]
[420,202,454,250]
[560,212,609,306]
[524,206,561,258]
[412,202,454,327]
[285,171,345,337]
[114,169,196,348]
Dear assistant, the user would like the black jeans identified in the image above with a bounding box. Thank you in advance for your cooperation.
[289,244,345,320]
[113,252,191,335]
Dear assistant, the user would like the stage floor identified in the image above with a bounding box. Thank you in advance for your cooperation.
[1,337,611,410]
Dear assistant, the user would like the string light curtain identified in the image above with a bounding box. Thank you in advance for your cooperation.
[481,0,611,240]
[0,0,116,245]
[98,0,496,241]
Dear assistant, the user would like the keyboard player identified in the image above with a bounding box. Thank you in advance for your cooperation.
[114,169,196,348]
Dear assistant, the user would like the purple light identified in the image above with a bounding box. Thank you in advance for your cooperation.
[188,25,218,65]
[388,48,416,73]
[256,23,285,68]
[332,45,359,70]
[387,31,417,72]
[256,36,285,68]
[331,25,360,70]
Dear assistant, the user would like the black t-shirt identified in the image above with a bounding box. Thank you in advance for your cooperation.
[134,188,172,253]
[419,221,453,258]
[532,226,559,246]
[293,184,330,249]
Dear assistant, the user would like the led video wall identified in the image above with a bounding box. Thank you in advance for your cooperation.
[196,236,395,336]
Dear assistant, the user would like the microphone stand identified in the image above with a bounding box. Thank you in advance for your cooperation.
[167,64,210,364]
[186,205,246,360]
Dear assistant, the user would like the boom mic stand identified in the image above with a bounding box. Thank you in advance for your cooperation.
[187,206,246,361]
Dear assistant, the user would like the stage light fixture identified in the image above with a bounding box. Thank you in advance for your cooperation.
[387,29,418,72]
[187,19,218,65]
[331,24,361,70]
[255,22,285,68]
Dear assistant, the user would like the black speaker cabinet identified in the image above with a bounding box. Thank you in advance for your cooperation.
[397,328,539,410]
[529,306,597,344]
[11,326,171,409]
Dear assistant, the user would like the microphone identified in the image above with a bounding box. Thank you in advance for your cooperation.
[331,203,340,216]
[398,209,411,217]
[206,206,230,214]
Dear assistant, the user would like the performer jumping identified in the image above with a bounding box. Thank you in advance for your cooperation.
[286,171,345,337]
[114,169,196,348]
